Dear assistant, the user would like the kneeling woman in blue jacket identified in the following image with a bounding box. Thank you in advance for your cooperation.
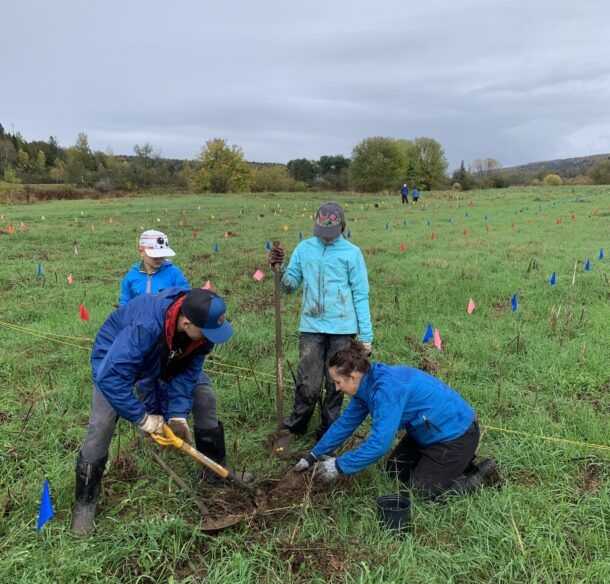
[294,341,499,499]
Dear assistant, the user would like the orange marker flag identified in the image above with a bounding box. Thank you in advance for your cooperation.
[8,225,15,235]
[79,304,90,321]
[192,231,197,238]
[463,228,468,237]
[109,216,113,224]
[431,231,436,240]
[571,213,575,220]
[512,221,516,229]
[467,298,476,314]
[400,242,405,252]
[433,328,442,350]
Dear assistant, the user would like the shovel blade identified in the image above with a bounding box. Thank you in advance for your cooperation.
[267,429,296,459]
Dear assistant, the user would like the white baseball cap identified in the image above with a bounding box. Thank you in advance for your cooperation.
[139,230,176,258]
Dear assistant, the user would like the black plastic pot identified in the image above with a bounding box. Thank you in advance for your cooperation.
[376,494,412,536]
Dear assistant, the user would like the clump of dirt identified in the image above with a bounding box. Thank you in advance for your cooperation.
[420,355,438,374]
[579,460,606,494]
[510,468,542,487]
[110,455,142,482]
[492,300,509,316]
[277,541,348,580]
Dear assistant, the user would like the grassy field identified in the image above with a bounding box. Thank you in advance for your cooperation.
[1,186,609,583]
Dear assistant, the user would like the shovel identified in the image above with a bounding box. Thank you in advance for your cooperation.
[267,239,295,458]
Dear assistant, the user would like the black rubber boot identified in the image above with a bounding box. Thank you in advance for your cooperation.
[71,452,107,536]
[194,421,253,484]
[451,458,501,495]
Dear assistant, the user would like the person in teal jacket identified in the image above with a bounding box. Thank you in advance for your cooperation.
[119,230,189,304]
[269,202,373,439]
[294,341,500,499]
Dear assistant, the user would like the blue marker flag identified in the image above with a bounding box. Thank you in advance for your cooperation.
[347,230,351,239]
[214,243,219,253]
[37,262,42,280]
[484,214,488,221]
[427,220,431,227]
[298,231,302,240]
[600,248,604,260]
[465,212,469,217]
[511,293,518,313]
[385,223,389,230]
[422,322,433,344]
[549,272,556,285]
[266,241,271,250]
[585,259,590,271]
[403,219,407,225]
[37,479,54,532]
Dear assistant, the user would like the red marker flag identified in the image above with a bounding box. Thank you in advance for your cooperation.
[431,231,436,240]
[512,221,516,229]
[192,231,197,238]
[8,225,15,235]
[79,304,90,320]
[463,228,468,237]
[571,213,575,220]
[400,242,405,252]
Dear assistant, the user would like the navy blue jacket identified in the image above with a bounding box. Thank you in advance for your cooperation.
[312,363,475,474]
[91,288,212,424]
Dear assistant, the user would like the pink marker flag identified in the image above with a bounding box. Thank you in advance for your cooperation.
[467,298,476,314]
[203,280,215,292]
[433,328,442,350]
[67,273,73,285]
[253,269,264,281]
[224,231,229,238]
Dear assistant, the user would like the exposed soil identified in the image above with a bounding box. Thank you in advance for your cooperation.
[420,355,439,374]
[492,300,509,316]
[578,459,606,494]
[276,541,349,580]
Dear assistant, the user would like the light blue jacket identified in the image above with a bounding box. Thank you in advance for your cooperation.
[312,363,475,474]
[281,236,373,342]
[119,261,189,305]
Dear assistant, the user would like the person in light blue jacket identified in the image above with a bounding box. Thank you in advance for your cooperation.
[269,202,373,439]
[294,341,500,499]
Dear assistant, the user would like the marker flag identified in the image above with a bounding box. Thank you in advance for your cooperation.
[585,259,590,271]
[224,232,229,239]
[468,200,473,207]
[192,231,197,238]
[347,230,351,239]
[467,298,476,314]
[8,225,14,234]
[385,223,389,230]
[427,220,431,227]
[512,221,516,229]
[463,228,468,237]
[431,231,436,240]
[214,243,219,253]
[266,241,271,250]
[600,248,604,260]
[74,245,79,256]
[36,479,54,532]
[549,272,556,285]
[403,219,407,225]
[253,269,264,281]
[108,216,113,224]
[283,225,289,231]
[433,328,442,350]
[422,323,433,344]
[486,224,490,233]
[511,293,518,313]
[400,242,405,252]
[202,280,216,292]
[484,214,488,221]
[79,304,90,321]
[299,231,303,240]
[67,274,73,285]
[571,213,575,220]
[37,263,42,280]
[465,212,469,218]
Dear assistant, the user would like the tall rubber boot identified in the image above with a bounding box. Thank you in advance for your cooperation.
[194,421,253,484]
[71,452,107,536]
[451,458,501,495]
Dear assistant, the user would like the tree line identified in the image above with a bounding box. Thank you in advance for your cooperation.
[2,122,609,195]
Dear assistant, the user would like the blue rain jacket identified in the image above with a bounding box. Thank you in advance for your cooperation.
[119,261,189,305]
[91,288,212,424]
[312,363,475,474]
[281,236,373,342]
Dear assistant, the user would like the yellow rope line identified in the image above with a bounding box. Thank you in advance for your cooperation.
[482,424,610,453]
[0,319,93,341]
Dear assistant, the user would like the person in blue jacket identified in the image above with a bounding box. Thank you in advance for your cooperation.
[119,230,189,304]
[268,202,373,439]
[294,341,499,499]
[119,230,232,485]
[72,287,247,535]
[400,184,409,204]
[411,187,420,204]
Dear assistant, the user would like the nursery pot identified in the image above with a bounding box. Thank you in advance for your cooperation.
[376,494,412,536]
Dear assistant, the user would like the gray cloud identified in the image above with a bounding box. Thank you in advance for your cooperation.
[2,0,610,170]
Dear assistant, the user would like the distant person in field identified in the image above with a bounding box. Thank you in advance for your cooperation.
[412,187,420,204]
[72,287,251,535]
[400,184,409,204]
[268,202,373,440]
[294,341,501,499]
[118,232,248,481]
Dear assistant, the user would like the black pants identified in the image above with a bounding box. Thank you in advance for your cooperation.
[283,332,354,435]
[401,195,408,204]
[386,420,480,499]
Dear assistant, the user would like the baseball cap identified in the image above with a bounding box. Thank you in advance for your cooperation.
[313,202,345,239]
[139,230,176,258]
[181,288,233,343]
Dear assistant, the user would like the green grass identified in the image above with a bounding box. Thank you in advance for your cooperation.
[1,186,609,583]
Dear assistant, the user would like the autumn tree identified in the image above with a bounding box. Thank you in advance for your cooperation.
[349,137,406,192]
[191,138,250,193]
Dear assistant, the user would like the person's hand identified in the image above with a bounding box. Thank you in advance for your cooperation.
[269,244,285,267]
[168,417,192,444]
[293,453,317,472]
[314,457,342,482]
[361,342,372,357]
[138,414,165,435]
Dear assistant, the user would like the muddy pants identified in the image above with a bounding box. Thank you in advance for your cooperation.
[386,420,480,499]
[80,380,218,462]
[283,332,354,436]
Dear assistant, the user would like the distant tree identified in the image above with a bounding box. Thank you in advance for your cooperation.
[35,149,46,172]
[350,136,406,192]
[50,159,66,183]
[3,166,20,184]
[451,160,476,191]
[0,123,4,138]
[287,158,318,184]
[318,155,350,190]
[587,160,610,184]
[410,137,448,190]
[250,165,298,192]
[65,133,97,185]
[191,138,250,193]
[16,149,30,171]
[543,173,563,186]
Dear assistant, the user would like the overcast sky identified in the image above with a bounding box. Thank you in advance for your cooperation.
[2,0,610,170]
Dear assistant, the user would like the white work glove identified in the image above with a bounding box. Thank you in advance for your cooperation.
[167,417,192,444]
[138,414,165,435]
[293,453,317,472]
[314,457,342,483]
[361,342,372,357]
